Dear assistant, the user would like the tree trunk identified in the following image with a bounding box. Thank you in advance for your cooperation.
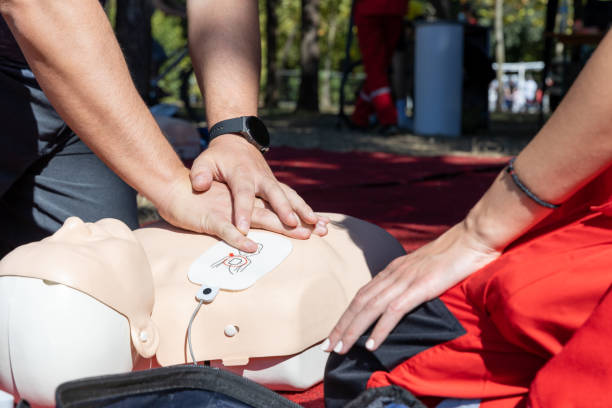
[296,0,320,112]
[280,26,297,69]
[430,0,451,19]
[494,0,505,112]
[115,0,153,103]
[321,14,339,111]
[264,0,280,108]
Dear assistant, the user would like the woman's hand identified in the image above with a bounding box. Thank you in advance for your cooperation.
[323,220,502,354]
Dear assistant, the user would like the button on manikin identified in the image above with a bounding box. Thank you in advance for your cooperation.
[224,325,238,337]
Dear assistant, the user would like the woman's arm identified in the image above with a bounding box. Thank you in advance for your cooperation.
[325,30,612,354]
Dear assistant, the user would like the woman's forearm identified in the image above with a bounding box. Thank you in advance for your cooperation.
[0,0,185,206]
[467,31,612,250]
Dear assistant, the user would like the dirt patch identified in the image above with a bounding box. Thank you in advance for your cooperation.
[264,111,538,157]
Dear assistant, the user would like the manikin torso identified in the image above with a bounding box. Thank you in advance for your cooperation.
[0,214,405,407]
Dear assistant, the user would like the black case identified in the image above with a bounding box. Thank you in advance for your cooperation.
[55,365,302,408]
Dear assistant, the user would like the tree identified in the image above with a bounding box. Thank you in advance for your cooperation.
[115,0,154,102]
[494,0,505,112]
[430,0,452,19]
[264,0,281,108]
[473,0,548,62]
[296,0,320,111]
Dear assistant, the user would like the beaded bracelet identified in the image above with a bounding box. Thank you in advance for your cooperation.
[506,158,561,209]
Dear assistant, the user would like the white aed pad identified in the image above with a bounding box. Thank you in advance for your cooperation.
[188,231,292,291]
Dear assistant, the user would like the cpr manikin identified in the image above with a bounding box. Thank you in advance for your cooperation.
[0,214,405,406]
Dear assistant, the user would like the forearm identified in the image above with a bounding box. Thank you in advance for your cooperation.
[467,32,612,250]
[187,0,260,126]
[0,0,185,206]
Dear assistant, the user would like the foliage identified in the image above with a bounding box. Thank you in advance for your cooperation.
[150,9,199,104]
[260,0,358,71]
[110,0,554,106]
[474,0,548,62]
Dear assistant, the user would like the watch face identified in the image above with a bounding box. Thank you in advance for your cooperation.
[246,116,270,148]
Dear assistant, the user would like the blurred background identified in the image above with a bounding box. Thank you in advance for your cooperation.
[105,0,610,159]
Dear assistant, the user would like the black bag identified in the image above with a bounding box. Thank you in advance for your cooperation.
[55,365,302,408]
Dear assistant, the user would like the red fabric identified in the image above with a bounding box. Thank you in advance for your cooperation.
[366,167,612,407]
[267,148,507,407]
[351,92,374,128]
[351,14,403,126]
[355,0,408,16]
[529,283,612,408]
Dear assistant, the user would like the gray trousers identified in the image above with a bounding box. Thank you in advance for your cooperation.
[0,61,139,258]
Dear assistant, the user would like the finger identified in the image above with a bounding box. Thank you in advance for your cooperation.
[324,260,405,353]
[202,213,258,253]
[280,185,318,225]
[227,177,256,235]
[316,213,331,225]
[324,275,396,353]
[253,197,266,209]
[190,156,214,192]
[366,293,420,352]
[251,207,313,239]
[334,280,409,354]
[313,220,328,237]
[259,180,299,228]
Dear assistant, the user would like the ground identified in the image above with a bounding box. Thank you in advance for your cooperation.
[137,112,541,223]
[265,112,538,156]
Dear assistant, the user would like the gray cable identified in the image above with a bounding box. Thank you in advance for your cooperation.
[187,299,204,366]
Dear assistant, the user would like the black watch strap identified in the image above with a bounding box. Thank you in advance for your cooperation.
[208,117,245,140]
[208,116,270,153]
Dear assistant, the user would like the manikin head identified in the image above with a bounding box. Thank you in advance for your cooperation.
[0,217,158,406]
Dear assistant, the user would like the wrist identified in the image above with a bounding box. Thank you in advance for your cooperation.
[463,207,506,252]
[207,116,270,153]
[463,168,553,251]
[143,166,191,215]
[209,132,256,149]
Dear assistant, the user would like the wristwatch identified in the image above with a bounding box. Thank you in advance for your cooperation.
[208,116,270,153]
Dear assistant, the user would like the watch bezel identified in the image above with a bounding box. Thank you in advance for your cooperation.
[244,116,270,153]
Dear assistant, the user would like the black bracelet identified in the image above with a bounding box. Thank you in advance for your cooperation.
[506,158,561,209]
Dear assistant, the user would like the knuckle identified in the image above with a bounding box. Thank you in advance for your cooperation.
[221,223,236,239]
[328,327,342,340]
[366,296,388,312]
[387,299,406,314]
[199,214,214,234]
[235,187,255,200]
[351,294,368,310]
[343,330,361,343]
[388,256,405,269]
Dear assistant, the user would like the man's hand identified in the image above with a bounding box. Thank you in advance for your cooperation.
[157,169,325,252]
[190,133,328,236]
[322,221,501,354]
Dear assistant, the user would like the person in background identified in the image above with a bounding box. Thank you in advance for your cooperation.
[0,0,328,258]
[350,0,409,135]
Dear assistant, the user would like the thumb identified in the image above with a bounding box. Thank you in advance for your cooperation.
[190,159,214,192]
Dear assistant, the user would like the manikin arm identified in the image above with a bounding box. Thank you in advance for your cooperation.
[0,0,324,251]
[326,31,612,354]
